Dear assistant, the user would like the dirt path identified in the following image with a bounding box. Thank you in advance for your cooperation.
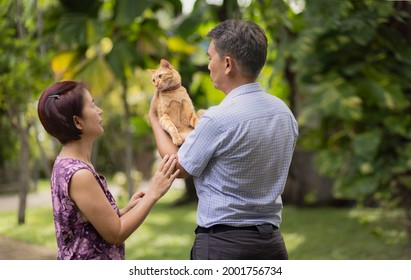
[0,191,55,260]
[0,236,56,260]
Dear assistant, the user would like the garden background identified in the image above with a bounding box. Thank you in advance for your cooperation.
[0,0,410,260]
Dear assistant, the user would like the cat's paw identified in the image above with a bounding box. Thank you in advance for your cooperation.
[191,116,199,127]
[173,136,183,146]
[197,109,206,118]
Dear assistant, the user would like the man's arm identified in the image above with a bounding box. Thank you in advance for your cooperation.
[148,94,190,178]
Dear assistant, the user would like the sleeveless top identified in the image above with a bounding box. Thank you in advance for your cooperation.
[50,156,125,260]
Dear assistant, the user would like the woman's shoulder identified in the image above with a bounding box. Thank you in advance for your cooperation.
[53,156,94,176]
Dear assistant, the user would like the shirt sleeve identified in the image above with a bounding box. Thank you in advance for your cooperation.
[178,116,224,177]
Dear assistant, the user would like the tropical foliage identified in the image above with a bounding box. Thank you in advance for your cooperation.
[0,0,410,238]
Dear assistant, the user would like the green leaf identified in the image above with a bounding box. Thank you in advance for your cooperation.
[394,43,411,64]
[74,57,114,96]
[50,50,81,80]
[85,18,104,46]
[174,1,209,37]
[316,79,363,121]
[56,14,97,46]
[167,37,197,54]
[383,115,411,137]
[334,176,379,199]
[130,116,151,137]
[106,40,137,81]
[351,130,381,160]
[315,149,346,177]
[114,0,157,26]
[398,176,411,189]
[359,80,408,111]
[137,27,168,57]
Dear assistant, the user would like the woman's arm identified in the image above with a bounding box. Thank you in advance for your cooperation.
[69,154,180,245]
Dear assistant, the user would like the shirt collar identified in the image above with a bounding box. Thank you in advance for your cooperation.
[224,82,263,101]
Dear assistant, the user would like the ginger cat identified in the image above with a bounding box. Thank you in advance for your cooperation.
[149,59,200,146]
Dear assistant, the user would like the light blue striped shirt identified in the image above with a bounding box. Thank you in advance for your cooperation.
[178,82,298,228]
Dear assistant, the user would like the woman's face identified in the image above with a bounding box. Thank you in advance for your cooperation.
[75,90,104,139]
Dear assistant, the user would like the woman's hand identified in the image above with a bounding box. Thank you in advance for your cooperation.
[120,191,146,216]
[146,154,180,201]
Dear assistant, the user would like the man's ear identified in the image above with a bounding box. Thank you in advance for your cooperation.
[224,56,233,75]
[73,115,82,130]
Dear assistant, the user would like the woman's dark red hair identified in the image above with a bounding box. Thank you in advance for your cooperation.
[37,81,87,144]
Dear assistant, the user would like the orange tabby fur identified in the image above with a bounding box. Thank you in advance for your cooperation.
[149,59,199,146]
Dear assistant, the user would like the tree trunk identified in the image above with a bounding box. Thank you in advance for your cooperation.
[9,107,32,225]
[14,0,30,224]
[121,82,135,198]
[34,124,51,179]
[17,120,30,225]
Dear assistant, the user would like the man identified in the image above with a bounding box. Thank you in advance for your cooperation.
[149,19,298,260]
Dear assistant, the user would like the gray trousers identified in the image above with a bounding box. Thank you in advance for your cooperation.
[190,224,288,260]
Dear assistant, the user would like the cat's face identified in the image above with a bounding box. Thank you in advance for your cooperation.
[149,59,181,91]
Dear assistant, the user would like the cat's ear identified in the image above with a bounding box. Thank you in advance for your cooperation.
[160,59,173,70]
[147,69,156,75]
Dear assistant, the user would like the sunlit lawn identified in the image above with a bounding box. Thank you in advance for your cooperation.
[0,187,410,259]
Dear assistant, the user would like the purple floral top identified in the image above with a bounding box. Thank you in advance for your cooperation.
[51,156,125,260]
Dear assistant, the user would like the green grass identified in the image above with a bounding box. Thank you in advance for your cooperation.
[0,188,410,259]
[282,206,410,259]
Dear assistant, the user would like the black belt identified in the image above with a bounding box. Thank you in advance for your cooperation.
[195,224,278,234]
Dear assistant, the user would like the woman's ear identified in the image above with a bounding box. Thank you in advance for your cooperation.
[73,115,82,130]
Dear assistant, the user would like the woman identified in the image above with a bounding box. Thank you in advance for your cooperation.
[37,81,179,259]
